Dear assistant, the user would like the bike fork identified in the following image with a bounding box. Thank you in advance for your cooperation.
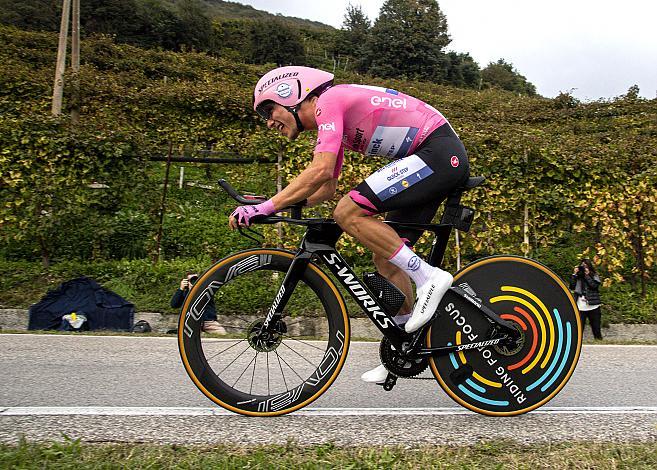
[261,251,312,331]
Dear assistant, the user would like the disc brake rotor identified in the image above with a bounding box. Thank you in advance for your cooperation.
[247,320,284,353]
[493,322,525,356]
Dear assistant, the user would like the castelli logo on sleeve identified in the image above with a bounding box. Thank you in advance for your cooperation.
[450,156,460,167]
[276,83,293,98]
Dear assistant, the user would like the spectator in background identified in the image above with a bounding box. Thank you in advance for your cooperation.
[570,259,603,340]
[171,272,222,333]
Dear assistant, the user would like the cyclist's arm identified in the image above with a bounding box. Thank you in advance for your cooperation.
[270,151,337,209]
[307,178,338,207]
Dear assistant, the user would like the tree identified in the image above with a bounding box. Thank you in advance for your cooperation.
[0,0,59,31]
[444,51,481,89]
[173,0,213,52]
[365,0,450,80]
[333,3,371,73]
[133,0,181,50]
[213,18,253,61]
[249,19,305,66]
[481,58,537,96]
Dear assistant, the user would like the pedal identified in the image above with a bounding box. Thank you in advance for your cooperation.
[381,373,398,391]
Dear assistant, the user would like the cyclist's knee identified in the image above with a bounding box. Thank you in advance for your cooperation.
[333,195,360,227]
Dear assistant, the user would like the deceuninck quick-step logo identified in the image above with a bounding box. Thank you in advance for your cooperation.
[365,154,433,202]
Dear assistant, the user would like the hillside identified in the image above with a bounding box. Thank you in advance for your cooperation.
[0,25,655,318]
[199,0,334,30]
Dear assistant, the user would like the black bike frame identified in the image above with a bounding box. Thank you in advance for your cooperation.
[259,217,516,355]
[223,176,518,357]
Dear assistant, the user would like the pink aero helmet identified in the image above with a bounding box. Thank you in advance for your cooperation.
[253,66,334,130]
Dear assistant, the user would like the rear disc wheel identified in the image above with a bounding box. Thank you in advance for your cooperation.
[428,256,582,416]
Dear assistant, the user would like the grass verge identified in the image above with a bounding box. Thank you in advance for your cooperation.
[1,439,656,469]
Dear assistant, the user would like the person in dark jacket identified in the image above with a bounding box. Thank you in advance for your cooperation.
[171,272,223,333]
[569,259,603,340]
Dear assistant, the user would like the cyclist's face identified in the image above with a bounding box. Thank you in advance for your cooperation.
[267,104,299,140]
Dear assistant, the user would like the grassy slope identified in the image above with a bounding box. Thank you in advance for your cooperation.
[1,440,656,469]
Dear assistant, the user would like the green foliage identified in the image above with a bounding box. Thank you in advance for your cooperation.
[0,112,152,266]
[366,0,450,80]
[0,258,211,312]
[0,0,59,31]
[481,58,537,96]
[332,4,372,73]
[249,19,306,66]
[444,52,481,89]
[0,0,536,92]
[0,26,655,316]
[1,439,657,468]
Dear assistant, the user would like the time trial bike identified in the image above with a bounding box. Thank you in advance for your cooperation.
[178,177,582,417]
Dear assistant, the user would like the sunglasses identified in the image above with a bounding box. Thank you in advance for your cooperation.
[256,102,275,120]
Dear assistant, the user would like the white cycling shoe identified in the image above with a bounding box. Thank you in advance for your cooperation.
[361,364,389,384]
[405,269,453,333]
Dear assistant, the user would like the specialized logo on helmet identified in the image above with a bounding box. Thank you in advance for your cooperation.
[276,83,293,98]
[257,72,299,95]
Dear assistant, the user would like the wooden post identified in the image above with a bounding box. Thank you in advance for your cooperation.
[70,0,80,123]
[154,143,174,264]
[277,148,283,248]
[52,0,72,116]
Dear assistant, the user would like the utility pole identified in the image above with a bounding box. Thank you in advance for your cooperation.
[70,0,80,123]
[52,0,72,116]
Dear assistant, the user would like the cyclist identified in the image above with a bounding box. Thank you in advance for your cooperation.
[229,66,469,384]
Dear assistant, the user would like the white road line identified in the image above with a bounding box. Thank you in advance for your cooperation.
[2,334,656,348]
[2,406,657,417]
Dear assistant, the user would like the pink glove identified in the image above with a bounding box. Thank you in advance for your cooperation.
[231,200,276,227]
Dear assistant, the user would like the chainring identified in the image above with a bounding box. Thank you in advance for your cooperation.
[379,336,429,378]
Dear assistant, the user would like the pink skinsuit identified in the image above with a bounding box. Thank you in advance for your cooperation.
[313,84,449,178]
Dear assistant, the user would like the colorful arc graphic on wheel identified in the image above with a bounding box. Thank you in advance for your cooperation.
[444,284,574,408]
[429,256,582,416]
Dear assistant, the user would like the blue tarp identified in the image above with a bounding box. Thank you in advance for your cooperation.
[28,277,134,331]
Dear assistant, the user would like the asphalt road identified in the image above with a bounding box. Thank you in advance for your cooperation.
[1,334,656,445]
